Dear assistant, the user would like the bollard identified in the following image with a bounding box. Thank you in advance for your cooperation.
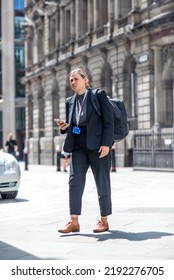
[111,143,117,172]
[56,145,61,171]
[23,147,28,171]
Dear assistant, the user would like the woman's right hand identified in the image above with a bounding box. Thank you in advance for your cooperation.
[54,119,69,130]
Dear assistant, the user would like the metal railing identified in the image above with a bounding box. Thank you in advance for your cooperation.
[133,130,174,169]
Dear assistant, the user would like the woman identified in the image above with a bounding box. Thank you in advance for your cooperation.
[4,132,19,159]
[54,67,114,233]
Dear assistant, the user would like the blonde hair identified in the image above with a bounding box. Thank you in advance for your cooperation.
[8,133,13,140]
[69,67,90,89]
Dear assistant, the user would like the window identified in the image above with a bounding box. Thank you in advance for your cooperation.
[123,56,137,120]
[101,64,112,97]
[16,71,25,98]
[15,45,25,69]
[79,0,88,36]
[15,16,24,39]
[130,71,137,118]
[118,0,132,18]
[38,81,45,137]
[15,45,25,97]
[49,16,56,51]
[37,30,44,62]
[95,0,108,37]
[62,8,71,44]
[14,0,24,11]
[14,0,24,17]
[16,107,25,129]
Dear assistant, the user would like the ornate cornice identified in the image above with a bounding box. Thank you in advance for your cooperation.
[132,11,174,33]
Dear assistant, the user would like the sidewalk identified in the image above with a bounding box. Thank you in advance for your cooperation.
[0,163,174,260]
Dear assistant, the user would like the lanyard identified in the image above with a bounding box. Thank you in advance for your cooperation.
[75,91,87,126]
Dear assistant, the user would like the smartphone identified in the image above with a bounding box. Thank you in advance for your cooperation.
[54,118,62,124]
[54,119,66,127]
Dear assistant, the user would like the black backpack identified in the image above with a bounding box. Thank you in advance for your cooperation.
[91,88,129,142]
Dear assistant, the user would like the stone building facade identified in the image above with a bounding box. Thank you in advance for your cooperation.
[23,0,174,167]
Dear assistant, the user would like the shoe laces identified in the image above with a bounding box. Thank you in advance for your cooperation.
[96,219,103,225]
[96,219,108,226]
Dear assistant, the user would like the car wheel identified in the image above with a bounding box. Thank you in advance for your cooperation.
[1,191,18,199]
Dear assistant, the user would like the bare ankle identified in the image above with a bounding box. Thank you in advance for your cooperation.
[70,215,79,225]
[101,216,108,223]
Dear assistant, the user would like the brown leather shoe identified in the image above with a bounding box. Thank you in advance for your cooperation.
[93,220,109,233]
[58,222,80,233]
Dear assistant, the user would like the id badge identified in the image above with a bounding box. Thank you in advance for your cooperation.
[73,126,81,134]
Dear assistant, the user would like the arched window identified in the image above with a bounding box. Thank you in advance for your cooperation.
[101,63,112,97]
[28,95,33,138]
[26,82,33,138]
[66,84,73,98]
[52,81,60,136]
[162,63,173,127]
[38,79,45,137]
[123,55,137,122]
[162,45,174,127]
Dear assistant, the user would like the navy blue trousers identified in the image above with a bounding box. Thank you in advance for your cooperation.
[69,132,112,216]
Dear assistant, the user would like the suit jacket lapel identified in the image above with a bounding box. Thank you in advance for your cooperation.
[68,94,76,124]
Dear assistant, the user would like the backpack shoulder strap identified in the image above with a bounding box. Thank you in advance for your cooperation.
[90,88,102,116]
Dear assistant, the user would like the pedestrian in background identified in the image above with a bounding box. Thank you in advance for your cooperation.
[4,132,19,159]
[56,145,61,171]
[61,142,71,172]
[54,67,114,233]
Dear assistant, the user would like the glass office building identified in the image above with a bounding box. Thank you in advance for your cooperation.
[0,0,25,157]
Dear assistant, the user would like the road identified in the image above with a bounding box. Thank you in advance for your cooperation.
[0,163,174,260]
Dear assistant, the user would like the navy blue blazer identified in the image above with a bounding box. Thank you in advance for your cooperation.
[62,88,114,153]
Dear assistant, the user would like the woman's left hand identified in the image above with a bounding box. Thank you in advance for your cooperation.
[98,146,110,158]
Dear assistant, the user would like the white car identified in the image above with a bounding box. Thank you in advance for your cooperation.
[0,150,21,199]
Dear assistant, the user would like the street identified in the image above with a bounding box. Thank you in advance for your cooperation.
[0,163,174,260]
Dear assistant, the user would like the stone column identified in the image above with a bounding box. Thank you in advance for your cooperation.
[1,0,16,144]
[153,46,163,130]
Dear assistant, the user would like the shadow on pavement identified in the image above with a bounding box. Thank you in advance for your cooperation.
[59,230,174,242]
[0,198,29,204]
[0,241,40,260]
